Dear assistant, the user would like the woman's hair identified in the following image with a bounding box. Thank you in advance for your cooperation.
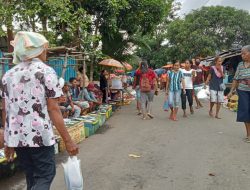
[185,59,192,64]
[78,66,83,73]
[69,77,76,83]
[101,69,106,75]
[242,45,250,52]
[214,56,221,64]
[173,61,180,65]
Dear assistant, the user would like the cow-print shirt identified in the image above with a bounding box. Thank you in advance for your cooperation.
[2,58,63,147]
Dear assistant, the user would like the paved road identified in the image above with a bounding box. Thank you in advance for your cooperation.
[1,92,250,190]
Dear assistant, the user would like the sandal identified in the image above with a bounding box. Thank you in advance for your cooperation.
[244,137,250,143]
[147,113,154,119]
[209,111,214,117]
[215,116,222,119]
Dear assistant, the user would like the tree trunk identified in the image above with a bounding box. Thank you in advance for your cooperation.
[7,27,14,53]
[90,56,94,82]
[30,17,36,32]
[89,15,100,81]
[41,17,48,32]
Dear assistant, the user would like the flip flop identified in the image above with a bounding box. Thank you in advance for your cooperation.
[147,113,154,119]
[209,111,214,117]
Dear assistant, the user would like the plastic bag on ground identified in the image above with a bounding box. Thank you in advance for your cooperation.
[62,156,83,190]
[197,86,210,100]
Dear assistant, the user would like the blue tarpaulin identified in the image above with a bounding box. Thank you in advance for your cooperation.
[0,51,77,81]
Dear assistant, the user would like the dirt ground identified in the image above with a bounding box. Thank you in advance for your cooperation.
[1,92,250,190]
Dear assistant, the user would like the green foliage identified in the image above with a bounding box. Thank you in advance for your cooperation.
[167,6,250,60]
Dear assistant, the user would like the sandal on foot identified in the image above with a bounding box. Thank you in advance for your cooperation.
[209,111,214,117]
[244,137,250,143]
[148,113,154,119]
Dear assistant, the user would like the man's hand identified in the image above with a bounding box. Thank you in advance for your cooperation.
[4,147,15,162]
[65,140,79,156]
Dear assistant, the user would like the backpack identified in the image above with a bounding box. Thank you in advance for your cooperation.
[140,73,152,92]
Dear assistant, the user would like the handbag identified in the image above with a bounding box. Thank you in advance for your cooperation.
[163,98,169,111]
[219,83,226,91]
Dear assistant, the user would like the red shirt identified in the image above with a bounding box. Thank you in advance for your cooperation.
[136,69,157,89]
[193,65,204,85]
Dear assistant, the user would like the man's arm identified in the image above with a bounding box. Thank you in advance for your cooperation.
[47,98,78,156]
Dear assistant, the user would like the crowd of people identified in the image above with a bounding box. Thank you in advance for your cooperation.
[0,30,250,190]
[133,47,250,144]
[134,58,208,121]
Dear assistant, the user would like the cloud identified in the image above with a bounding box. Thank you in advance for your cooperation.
[177,0,250,16]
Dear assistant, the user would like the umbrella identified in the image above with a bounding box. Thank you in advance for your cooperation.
[162,64,173,69]
[154,68,165,76]
[99,59,124,68]
[122,62,133,71]
[115,69,125,73]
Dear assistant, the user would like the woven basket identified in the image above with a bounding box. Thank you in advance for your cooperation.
[57,121,85,152]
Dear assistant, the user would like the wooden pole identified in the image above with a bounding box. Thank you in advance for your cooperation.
[82,55,86,88]
[61,51,68,79]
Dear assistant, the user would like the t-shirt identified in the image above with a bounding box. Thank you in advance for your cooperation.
[161,73,168,83]
[1,58,63,147]
[167,70,184,91]
[136,69,157,90]
[234,62,250,91]
[209,66,224,91]
[180,69,193,89]
[100,74,108,90]
[193,65,204,85]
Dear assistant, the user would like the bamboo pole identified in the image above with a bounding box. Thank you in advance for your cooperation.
[61,51,68,79]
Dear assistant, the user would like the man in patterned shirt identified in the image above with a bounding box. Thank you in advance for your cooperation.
[1,31,78,190]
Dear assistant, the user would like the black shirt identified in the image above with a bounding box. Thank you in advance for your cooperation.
[100,74,108,90]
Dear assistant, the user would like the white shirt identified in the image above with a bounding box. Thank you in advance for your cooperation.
[180,69,194,89]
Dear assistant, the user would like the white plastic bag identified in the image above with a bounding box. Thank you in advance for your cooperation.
[197,86,210,100]
[62,156,83,190]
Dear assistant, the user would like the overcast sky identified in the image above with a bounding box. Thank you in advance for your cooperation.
[176,0,250,16]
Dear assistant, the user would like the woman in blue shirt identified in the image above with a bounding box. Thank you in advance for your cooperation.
[166,61,186,121]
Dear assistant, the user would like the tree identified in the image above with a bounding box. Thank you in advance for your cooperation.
[83,0,174,69]
[166,6,250,60]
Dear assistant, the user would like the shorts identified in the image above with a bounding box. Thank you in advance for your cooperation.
[135,85,141,100]
[210,90,224,103]
[237,89,250,122]
[194,84,204,96]
[168,90,181,108]
[140,90,154,103]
